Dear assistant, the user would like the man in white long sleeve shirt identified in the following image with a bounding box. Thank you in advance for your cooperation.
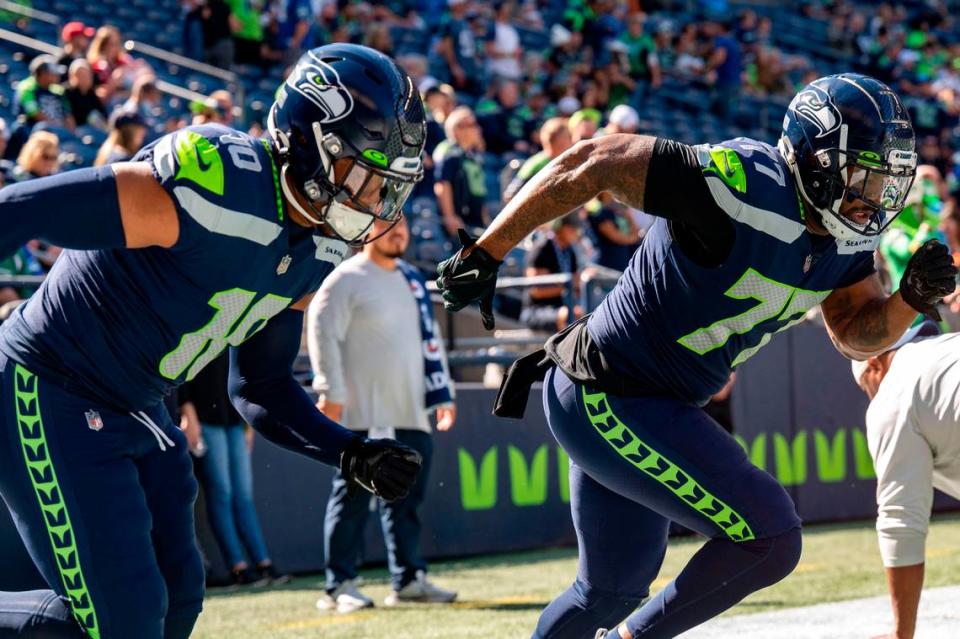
[307,217,457,613]
[851,323,960,639]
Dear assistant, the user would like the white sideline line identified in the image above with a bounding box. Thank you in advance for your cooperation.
[681,585,960,638]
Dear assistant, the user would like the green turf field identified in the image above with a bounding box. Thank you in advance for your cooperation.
[193,513,960,639]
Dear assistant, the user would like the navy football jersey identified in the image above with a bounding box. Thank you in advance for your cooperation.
[0,124,347,410]
[588,137,877,405]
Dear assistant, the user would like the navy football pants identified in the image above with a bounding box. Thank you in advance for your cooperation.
[0,355,204,638]
[534,367,802,639]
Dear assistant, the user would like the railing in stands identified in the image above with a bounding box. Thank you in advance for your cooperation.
[0,276,46,287]
[0,0,60,26]
[0,26,59,56]
[0,29,232,125]
[124,40,245,125]
[426,267,624,366]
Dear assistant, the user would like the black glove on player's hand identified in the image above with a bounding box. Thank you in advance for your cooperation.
[436,229,502,330]
[340,437,423,502]
[899,239,958,320]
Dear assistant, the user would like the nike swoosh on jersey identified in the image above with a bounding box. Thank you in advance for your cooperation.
[452,269,481,280]
[195,146,212,172]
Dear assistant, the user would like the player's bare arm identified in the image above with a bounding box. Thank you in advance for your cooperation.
[437,135,731,328]
[113,162,179,249]
[476,134,655,260]
[821,273,918,359]
[823,239,957,359]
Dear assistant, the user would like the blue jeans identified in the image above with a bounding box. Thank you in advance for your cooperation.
[198,424,270,569]
[0,354,203,639]
[324,429,433,592]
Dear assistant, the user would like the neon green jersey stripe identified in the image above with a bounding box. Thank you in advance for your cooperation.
[14,364,101,638]
[581,386,755,542]
[261,138,284,222]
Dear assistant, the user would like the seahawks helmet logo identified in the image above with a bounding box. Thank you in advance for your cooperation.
[793,87,841,138]
[287,53,354,124]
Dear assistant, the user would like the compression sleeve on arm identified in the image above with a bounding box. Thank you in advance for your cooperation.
[643,138,730,230]
[0,166,126,259]
[643,138,735,262]
[229,307,360,467]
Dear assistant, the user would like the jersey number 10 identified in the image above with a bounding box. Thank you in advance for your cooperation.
[159,289,292,381]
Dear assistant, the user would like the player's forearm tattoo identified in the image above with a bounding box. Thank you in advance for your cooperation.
[849,297,889,347]
[479,135,655,257]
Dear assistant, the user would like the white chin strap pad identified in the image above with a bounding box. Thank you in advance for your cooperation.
[820,210,866,241]
[325,201,375,243]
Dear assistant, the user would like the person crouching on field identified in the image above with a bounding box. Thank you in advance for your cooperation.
[852,322,960,639]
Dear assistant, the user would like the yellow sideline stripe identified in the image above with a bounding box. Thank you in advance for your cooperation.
[273,611,375,630]
[450,594,545,610]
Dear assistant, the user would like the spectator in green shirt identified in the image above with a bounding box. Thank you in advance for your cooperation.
[228,0,269,66]
[15,56,74,130]
[618,13,661,89]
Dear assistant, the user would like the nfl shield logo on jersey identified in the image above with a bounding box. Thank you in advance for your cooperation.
[85,410,104,432]
[277,255,292,275]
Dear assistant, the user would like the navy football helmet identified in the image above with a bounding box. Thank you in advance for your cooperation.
[268,44,426,243]
[778,73,917,241]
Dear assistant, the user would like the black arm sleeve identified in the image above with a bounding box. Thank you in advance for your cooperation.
[644,138,735,265]
[0,166,126,260]
[229,308,360,467]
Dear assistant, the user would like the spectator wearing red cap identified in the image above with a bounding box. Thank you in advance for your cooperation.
[57,21,95,77]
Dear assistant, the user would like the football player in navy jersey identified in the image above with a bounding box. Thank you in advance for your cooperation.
[0,44,425,638]
[438,74,958,639]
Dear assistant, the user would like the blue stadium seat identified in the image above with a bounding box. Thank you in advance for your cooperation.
[75,125,107,147]
[59,139,97,168]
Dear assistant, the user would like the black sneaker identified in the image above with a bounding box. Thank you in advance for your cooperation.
[258,564,293,585]
[231,567,271,588]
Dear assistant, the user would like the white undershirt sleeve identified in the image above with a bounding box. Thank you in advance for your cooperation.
[873,407,935,568]
[306,271,352,405]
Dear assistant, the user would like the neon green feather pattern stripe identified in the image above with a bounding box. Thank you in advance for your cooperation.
[581,386,755,542]
[261,139,284,222]
[14,364,101,638]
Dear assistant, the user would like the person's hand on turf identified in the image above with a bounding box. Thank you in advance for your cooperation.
[436,229,502,330]
[899,239,958,320]
[340,437,423,501]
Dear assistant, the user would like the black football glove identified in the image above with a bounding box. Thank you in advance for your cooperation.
[899,238,958,320]
[340,437,423,502]
[436,229,503,330]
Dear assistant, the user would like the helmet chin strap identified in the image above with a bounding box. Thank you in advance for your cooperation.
[779,135,864,242]
[820,208,868,241]
[279,163,376,242]
[279,163,325,226]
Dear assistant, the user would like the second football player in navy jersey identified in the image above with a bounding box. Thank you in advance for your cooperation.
[438,74,957,639]
[0,44,425,638]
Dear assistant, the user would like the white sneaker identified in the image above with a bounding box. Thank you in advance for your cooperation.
[383,570,457,605]
[316,579,375,613]
[595,630,609,639]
